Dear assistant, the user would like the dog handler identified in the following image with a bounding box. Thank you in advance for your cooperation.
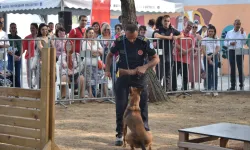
[105,24,159,146]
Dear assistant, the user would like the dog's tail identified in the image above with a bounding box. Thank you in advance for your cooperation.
[140,142,146,150]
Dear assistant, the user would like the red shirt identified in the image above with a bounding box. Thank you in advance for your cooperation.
[174,31,195,64]
[23,34,35,59]
[68,27,86,53]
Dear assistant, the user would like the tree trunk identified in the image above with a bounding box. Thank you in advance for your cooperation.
[120,0,169,102]
[120,0,137,29]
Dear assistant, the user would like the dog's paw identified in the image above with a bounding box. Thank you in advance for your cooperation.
[123,143,126,148]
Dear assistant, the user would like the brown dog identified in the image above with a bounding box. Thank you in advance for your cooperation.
[123,87,153,150]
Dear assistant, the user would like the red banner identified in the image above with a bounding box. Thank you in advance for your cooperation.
[91,0,111,25]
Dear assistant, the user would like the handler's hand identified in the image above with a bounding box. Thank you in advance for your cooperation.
[136,66,147,76]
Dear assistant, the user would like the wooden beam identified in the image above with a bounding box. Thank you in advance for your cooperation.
[0,134,40,149]
[178,142,231,150]
[0,106,40,119]
[42,140,51,150]
[0,96,41,109]
[52,143,60,150]
[0,143,36,150]
[220,138,229,148]
[0,124,40,139]
[188,136,219,143]
[179,132,189,150]
[49,48,56,143]
[40,48,50,149]
[0,115,40,129]
[0,87,40,99]
[244,142,250,150]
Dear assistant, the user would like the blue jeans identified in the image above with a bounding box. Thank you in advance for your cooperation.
[0,60,3,71]
[92,85,97,97]
[203,55,218,90]
[7,54,21,87]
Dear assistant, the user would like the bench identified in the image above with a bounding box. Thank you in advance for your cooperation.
[178,123,250,150]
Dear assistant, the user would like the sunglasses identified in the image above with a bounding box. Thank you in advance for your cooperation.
[193,26,198,29]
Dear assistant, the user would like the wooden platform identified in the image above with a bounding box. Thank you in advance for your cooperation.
[178,123,250,150]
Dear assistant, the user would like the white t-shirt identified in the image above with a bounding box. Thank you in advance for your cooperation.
[0,30,9,61]
[81,40,103,66]
[0,30,9,50]
[201,37,220,54]
[146,26,154,38]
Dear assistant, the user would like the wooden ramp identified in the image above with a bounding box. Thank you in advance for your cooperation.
[178,123,250,150]
[0,48,59,150]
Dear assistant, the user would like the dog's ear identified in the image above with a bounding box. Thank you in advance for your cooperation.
[129,87,133,94]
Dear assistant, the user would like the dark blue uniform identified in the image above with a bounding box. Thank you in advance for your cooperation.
[110,35,156,136]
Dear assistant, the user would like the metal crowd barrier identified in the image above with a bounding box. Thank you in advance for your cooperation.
[148,37,250,95]
[0,37,249,106]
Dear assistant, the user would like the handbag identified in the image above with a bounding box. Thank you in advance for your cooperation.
[31,41,39,70]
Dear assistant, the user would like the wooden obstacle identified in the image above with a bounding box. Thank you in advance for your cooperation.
[178,123,250,150]
[0,48,59,150]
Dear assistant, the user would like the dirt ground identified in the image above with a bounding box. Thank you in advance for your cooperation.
[55,93,250,150]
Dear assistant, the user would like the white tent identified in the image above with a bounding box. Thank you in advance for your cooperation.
[0,0,184,15]
[0,0,92,15]
[111,0,184,15]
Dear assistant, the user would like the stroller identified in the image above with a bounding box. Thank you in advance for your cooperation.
[0,70,13,87]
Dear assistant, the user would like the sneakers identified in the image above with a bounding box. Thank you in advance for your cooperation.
[115,134,123,146]
[204,92,211,96]
[204,92,218,97]
[227,87,235,91]
[213,92,218,97]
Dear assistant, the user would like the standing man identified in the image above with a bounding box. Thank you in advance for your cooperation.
[105,24,159,146]
[48,22,54,36]
[225,19,247,90]
[172,21,195,91]
[154,15,183,91]
[0,17,9,71]
[7,23,22,87]
[68,15,87,53]
[23,23,38,88]
[145,19,155,38]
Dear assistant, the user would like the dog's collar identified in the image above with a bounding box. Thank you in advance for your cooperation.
[128,105,140,111]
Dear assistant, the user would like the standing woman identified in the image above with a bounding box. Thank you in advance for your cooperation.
[138,25,147,37]
[82,27,103,98]
[97,23,114,62]
[55,23,62,31]
[7,23,22,87]
[55,27,66,61]
[92,22,101,38]
[33,23,54,88]
[97,23,114,96]
[188,23,202,89]
[201,25,220,96]
[114,24,123,38]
